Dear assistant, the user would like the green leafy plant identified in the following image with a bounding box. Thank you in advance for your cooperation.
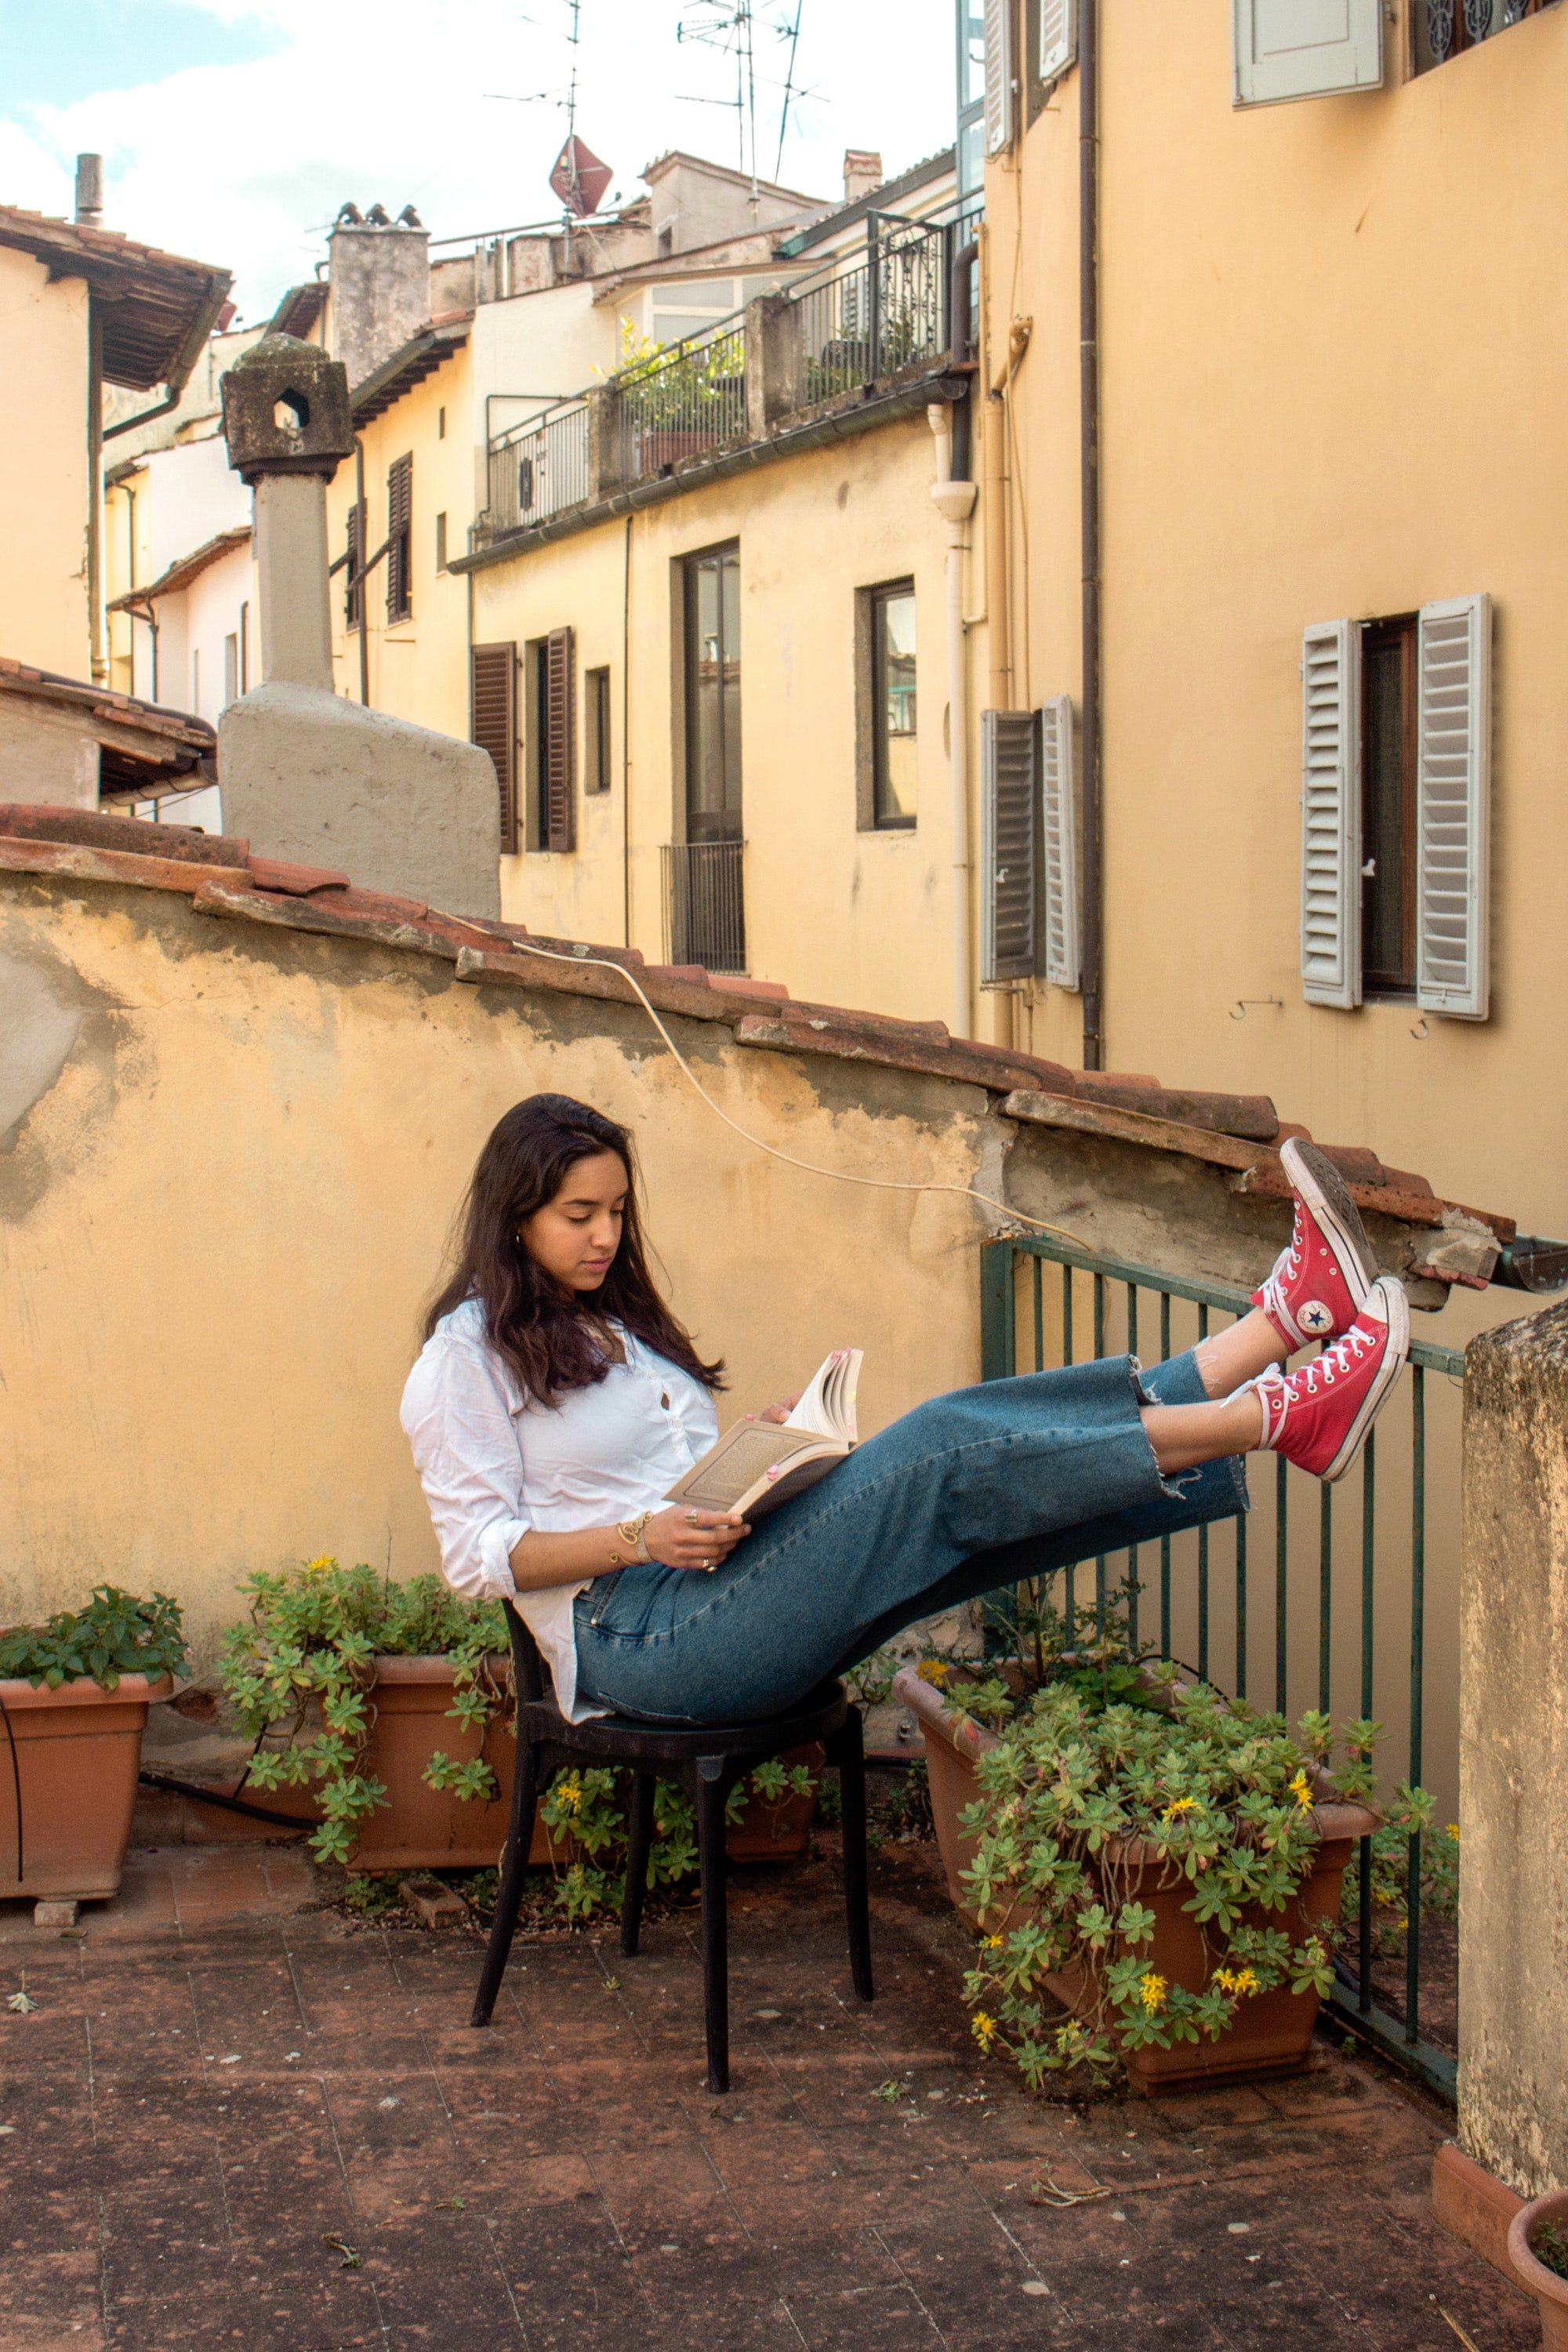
[1532,2220,1568,2283]
[535,1755,815,1924]
[220,1557,508,1867]
[954,1664,1431,2089]
[0,1587,187,1691]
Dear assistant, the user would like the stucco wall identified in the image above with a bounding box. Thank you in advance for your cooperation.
[1458,1300,1568,2194]
[473,417,967,1025]
[0,247,89,677]
[987,0,1568,1247]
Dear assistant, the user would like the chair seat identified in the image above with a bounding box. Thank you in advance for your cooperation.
[521,1681,849,1766]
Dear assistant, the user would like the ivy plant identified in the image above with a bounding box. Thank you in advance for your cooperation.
[221,1555,816,1889]
[0,1587,187,1691]
[953,1660,1433,2087]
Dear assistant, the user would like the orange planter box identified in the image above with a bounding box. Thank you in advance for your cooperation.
[0,1673,173,1900]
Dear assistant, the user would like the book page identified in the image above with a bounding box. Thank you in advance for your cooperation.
[669,1421,826,1515]
[784,1348,862,1443]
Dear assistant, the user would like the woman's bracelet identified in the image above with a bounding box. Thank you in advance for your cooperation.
[609,1510,654,1568]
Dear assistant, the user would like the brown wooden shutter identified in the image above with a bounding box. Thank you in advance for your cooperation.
[344,501,365,628]
[387,454,412,622]
[543,626,575,851]
[471,642,518,852]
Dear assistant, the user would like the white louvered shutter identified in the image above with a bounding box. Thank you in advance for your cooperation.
[1300,619,1362,1009]
[1232,0,1382,107]
[1040,694,1080,990]
[981,710,1037,983]
[1415,594,1491,1021]
[984,0,1015,154]
[1040,0,1076,86]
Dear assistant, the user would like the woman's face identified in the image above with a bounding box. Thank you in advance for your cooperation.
[518,1149,629,1296]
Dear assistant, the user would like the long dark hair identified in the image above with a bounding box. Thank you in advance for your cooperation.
[424,1094,724,1406]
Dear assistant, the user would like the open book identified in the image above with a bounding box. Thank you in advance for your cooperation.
[664,1348,863,1521]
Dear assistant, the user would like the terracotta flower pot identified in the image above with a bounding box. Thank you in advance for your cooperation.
[893,1667,1375,2096]
[249,1661,818,1874]
[0,1673,173,1900]
[1507,2189,1568,2350]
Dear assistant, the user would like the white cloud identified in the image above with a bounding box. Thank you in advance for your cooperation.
[11,0,955,318]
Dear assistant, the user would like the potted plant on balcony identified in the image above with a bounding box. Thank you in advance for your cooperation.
[221,1557,819,1879]
[1506,2194,1568,2350]
[0,1586,187,1901]
[892,1588,1425,2094]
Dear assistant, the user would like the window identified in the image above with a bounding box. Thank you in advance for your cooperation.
[956,0,987,195]
[524,628,576,851]
[435,511,448,573]
[386,452,412,623]
[1361,615,1417,996]
[437,405,447,440]
[1414,0,1559,74]
[586,666,612,793]
[344,503,365,630]
[683,544,742,844]
[1232,0,1383,106]
[471,641,518,852]
[223,632,239,710]
[1300,597,1492,1018]
[862,581,917,829]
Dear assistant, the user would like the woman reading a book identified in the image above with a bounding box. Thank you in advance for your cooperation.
[402,1093,1408,1727]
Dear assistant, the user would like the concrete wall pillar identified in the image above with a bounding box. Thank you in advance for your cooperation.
[746,296,804,438]
[1458,1298,1568,2194]
[587,385,626,499]
[253,475,334,693]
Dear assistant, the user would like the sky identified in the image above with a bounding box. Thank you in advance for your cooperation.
[0,0,957,323]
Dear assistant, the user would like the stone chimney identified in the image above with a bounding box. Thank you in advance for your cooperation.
[216,330,500,918]
[843,151,883,206]
[74,154,103,230]
[326,203,430,391]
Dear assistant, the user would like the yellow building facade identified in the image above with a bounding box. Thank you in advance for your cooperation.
[978,0,1568,1250]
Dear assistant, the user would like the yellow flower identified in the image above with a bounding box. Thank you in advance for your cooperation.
[1216,1965,1259,1998]
[1161,1795,1196,1822]
[1445,1824,1460,1843]
[557,1775,583,1816]
[982,1933,1004,1950]
[916,1659,951,1687]
[1139,1972,1167,2015]
[304,1554,337,1575]
[1288,1769,1316,1812]
[971,2012,1000,2050]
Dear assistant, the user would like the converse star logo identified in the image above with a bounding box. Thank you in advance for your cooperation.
[1298,1298,1335,1335]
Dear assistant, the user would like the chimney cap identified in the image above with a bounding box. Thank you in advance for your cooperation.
[74,152,104,229]
[220,333,354,485]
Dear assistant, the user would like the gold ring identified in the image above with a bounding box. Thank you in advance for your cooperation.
[685,1510,700,1525]
[702,1559,714,1571]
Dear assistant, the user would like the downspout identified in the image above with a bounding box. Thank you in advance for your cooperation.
[354,436,370,708]
[622,509,633,949]
[930,397,978,1042]
[1079,0,1104,1069]
[87,309,106,684]
[125,480,137,697]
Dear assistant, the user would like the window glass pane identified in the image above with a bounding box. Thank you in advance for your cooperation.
[873,588,917,824]
[1361,622,1414,992]
[958,4,987,107]
[686,548,742,841]
[720,550,742,828]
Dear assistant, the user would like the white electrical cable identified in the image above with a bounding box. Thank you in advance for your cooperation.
[455,934,1090,1249]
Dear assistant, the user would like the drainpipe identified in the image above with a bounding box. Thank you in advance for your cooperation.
[1079,0,1104,1069]
[87,308,106,684]
[930,398,978,1041]
[622,509,633,949]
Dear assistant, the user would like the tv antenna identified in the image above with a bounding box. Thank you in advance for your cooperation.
[485,0,613,220]
[677,0,761,210]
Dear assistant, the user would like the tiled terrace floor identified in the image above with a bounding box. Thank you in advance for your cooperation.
[0,1829,1537,2352]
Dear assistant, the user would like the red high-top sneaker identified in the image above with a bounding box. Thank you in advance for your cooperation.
[1252,1138,1379,1350]
[1248,1278,1410,1483]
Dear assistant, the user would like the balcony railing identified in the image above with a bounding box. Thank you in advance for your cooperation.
[979,1230,1465,2103]
[663,840,746,973]
[484,397,591,535]
[792,209,965,403]
[616,321,749,483]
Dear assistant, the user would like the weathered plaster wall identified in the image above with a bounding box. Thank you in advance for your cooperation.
[0,247,89,678]
[1458,1300,1568,2194]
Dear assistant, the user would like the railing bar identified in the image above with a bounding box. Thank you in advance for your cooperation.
[1125,1285,1140,1653]
[1093,1273,1105,1359]
[1159,1290,1171,1660]
[1000,1236,1464,1374]
[1359,1429,1376,2014]
[1196,1303,1210,1679]
[1275,1454,1289,1715]
[1031,1257,1044,1376]
[1319,1482,1334,1716]
[1235,1508,1247,1701]
[1062,1265,1074,1366]
[1407,1365,1426,2046]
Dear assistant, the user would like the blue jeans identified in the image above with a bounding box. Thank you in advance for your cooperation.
[572,1349,1249,1726]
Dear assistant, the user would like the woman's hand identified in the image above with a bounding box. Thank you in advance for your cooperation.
[748,1392,803,1428]
[644,1504,751,1571]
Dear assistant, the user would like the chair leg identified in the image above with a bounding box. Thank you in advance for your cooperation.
[620,1769,656,1958]
[470,1743,542,2028]
[832,1709,875,2002]
[695,1758,731,2095]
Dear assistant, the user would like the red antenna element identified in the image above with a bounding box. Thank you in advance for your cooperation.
[550,135,614,217]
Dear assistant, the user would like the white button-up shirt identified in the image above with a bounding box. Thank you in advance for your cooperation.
[400,1298,719,1719]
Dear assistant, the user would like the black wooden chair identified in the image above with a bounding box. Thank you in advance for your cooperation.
[469,1602,873,2092]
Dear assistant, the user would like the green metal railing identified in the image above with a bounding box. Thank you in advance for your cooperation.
[978,1232,1462,2101]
